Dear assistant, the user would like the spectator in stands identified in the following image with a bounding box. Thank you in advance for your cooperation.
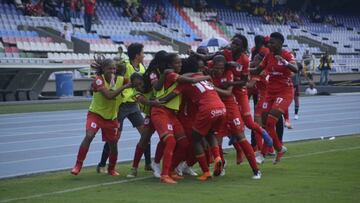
[155,4,166,19]
[44,0,58,17]
[61,25,73,41]
[153,9,162,24]
[63,0,72,22]
[75,0,82,18]
[123,2,132,17]
[83,0,96,33]
[302,50,315,81]
[319,51,332,86]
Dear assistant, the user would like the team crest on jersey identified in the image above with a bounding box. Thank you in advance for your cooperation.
[96,78,103,86]
[144,118,150,125]
[167,124,173,131]
[236,65,243,72]
[91,122,97,128]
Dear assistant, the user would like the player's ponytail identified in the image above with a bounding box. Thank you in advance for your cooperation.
[91,54,114,76]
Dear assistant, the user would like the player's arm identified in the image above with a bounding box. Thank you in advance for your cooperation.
[135,94,164,106]
[275,55,298,73]
[98,82,131,99]
[177,74,212,84]
[214,86,233,97]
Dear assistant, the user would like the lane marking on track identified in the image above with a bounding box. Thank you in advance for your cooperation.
[1,145,360,203]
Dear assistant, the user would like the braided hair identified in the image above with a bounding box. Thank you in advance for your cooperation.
[91,54,114,76]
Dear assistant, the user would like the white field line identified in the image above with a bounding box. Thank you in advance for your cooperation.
[1,145,360,203]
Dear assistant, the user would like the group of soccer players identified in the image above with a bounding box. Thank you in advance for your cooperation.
[70,31,299,184]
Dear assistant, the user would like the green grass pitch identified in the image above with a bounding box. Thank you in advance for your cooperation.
[0,135,359,203]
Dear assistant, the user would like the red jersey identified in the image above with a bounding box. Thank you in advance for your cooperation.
[174,73,224,110]
[211,70,237,105]
[84,0,96,15]
[251,71,268,93]
[251,46,270,59]
[260,49,295,93]
[223,49,250,96]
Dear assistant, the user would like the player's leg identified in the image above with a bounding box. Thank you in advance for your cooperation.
[97,107,127,171]
[71,112,99,175]
[238,94,273,147]
[294,85,300,120]
[71,130,96,175]
[127,120,154,178]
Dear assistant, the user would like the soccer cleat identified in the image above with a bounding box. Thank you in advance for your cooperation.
[294,114,299,120]
[151,161,161,178]
[70,162,82,175]
[262,129,273,147]
[108,169,120,176]
[182,163,198,176]
[170,171,184,180]
[284,120,293,129]
[96,165,108,174]
[197,171,212,181]
[255,151,265,164]
[220,168,226,176]
[213,157,223,177]
[252,170,262,180]
[126,168,137,178]
[273,146,288,164]
[175,162,185,176]
[144,164,153,171]
[160,175,177,184]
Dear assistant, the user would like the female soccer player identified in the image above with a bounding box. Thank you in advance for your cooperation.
[71,55,131,176]
[255,32,298,164]
[211,55,261,179]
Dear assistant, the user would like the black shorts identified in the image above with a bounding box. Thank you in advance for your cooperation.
[118,102,144,130]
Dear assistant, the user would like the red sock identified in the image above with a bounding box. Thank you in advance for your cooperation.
[266,115,282,151]
[76,146,89,164]
[132,144,144,168]
[238,140,258,171]
[210,146,220,159]
[254,131,263,151]
[233,141,244,164]
[154,140,165,164]
[186,146,197,167]
[161,136,176,176]
[196,153,210,173]
[108,152,118,171]
[261,145,269,156]
[218,144,225,163]
[170,138,189,171]
[204,147,213,165]
[243,115,264,136]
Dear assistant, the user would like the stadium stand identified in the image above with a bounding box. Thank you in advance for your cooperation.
[0,0,359,101]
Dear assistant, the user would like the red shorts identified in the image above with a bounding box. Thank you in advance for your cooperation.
[219,102,244,137]
[235,93,252,116]
[254,90,267,117]
[151,107,184,138]
[262,88,294,114]
[193,106,226,137]
[178,116,193,140]
[86,112,120,142]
